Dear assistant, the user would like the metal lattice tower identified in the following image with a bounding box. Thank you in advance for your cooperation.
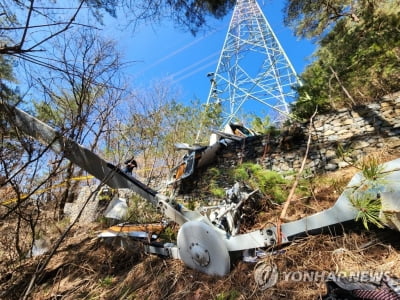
[206,0,300,128]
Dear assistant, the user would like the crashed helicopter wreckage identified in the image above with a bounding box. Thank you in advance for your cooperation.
[169,123,257,183]
[2,101,400,277]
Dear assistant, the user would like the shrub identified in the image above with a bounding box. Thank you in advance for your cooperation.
[232,163,288,203]
[349,194,384,230]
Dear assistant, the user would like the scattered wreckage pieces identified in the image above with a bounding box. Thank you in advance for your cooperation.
[99,223,164,240]
[169,123,257,183]
[99,182,260,276]
[5,103,400,278]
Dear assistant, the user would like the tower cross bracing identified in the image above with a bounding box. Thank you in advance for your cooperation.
[206,0,300,128]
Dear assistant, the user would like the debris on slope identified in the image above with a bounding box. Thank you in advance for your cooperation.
[1,222,400,299]
[2,143,400,299]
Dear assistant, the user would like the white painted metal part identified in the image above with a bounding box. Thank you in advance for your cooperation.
[177,221,230,276]
[5,101,400,276]
[104,197,128,220]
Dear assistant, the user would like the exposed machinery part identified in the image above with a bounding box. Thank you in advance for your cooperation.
[177,221,230,276]
[3,102,400,278]
[204,0,300,130]
[200,182,259,236]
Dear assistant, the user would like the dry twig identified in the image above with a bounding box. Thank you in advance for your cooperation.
[277,108,318,243]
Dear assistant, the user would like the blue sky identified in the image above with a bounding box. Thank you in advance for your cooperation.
[105,0,316,106]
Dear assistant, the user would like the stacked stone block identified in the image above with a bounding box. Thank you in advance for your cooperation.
[218,92,400,174]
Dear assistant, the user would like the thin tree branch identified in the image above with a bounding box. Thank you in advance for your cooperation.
[20,0,35,50]
[0,22,97,31]
[26,0,85,52]
[277,107,318,244]
[22,169,116,299]
[329,65,356,105]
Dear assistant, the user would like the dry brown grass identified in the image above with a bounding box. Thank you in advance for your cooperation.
[2,152,400,299]
[2,218,398,299]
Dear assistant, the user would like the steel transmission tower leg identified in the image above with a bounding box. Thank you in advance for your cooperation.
[206,0,300,129]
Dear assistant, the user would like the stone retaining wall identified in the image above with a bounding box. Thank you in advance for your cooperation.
[218,92,400,174]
